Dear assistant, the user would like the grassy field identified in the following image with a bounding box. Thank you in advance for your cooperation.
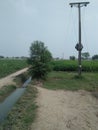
[0,59,98,129]
[0,59,28,78]
[43,71,98,91]
[51,60,98,72]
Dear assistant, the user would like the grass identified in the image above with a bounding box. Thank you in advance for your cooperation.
[0,59,28,78]
[0,73,29,102]
[43,71,98,91]
[0,76,38,130]
[14,72,30,86]
[0,84,38,130]
[0,85,16,102]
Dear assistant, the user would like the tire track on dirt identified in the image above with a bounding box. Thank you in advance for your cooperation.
[31,86,98,130]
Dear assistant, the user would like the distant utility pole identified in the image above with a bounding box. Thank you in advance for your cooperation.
[69,2,90,76]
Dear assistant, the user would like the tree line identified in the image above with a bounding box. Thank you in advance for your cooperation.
[70,52,98,60]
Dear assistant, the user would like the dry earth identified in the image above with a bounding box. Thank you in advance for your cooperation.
[0,69,98,130]
[31,86,98,130]
[0,68,28,89]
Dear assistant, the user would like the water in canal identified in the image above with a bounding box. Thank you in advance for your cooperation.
[0,77,32,123]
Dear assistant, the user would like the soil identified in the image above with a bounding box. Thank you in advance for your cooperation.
[0,68,28,88]
[31,86,98,130]
[0,69,98,130]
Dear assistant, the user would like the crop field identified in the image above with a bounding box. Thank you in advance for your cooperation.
[51,60,98,72]
[0,59,28,78]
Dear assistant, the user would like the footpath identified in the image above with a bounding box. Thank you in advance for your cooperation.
[0,68,28,89]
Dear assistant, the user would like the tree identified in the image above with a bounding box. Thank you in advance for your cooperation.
[28,41,52,79]
[92,55,98,60]
[0,56,4,59]
[81,52,90,60]
[69,56,76,60]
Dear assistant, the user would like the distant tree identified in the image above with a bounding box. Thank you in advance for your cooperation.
[81,52,90,60]
[92,55,98,60]
[0,56,4,59]
[15,57,20,59]
[54,57,60,60]
[28,41,52,80]
[21,56,28,59]
[70,56,75,60]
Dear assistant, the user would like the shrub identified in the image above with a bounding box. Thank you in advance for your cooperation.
[28,41,52,79]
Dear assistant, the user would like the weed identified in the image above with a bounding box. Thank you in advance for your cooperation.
[43,71,98,91]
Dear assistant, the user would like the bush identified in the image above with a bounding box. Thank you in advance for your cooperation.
[28,41,52,79]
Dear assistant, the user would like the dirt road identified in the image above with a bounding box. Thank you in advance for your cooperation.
[31,86,98,130]
[0,68,28,89]
[0,69,98,130]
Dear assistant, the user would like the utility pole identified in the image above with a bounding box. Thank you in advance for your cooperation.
[69,2,90,76]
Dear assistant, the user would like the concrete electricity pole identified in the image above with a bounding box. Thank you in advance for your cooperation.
[69,2,90,76]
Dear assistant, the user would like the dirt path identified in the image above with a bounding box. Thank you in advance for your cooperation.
[0,68,28,89]
[31,86,98,130]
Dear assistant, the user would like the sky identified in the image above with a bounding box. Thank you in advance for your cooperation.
[0,0,98,59]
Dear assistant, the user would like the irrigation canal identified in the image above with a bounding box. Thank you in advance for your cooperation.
[0,77,32,123]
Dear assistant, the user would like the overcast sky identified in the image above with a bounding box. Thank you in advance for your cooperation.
[0,0,98,58]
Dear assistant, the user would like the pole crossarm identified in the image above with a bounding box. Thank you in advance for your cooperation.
[69,2,90,8]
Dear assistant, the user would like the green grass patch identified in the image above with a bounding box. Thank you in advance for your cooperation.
[0,82,38,130]
[0,59,28,78]
[14,72,30,86]
[0,85,16,102]
[43,71,98,91]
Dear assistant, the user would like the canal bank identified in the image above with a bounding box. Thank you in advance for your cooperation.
[0,77,32,122]
[0,76,38,130]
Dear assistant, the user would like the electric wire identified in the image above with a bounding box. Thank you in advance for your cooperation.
[65,7,78,58]
[82,7,89,54]
[71,8,78,57]
[82,7,94,72]
[64,8,74,58]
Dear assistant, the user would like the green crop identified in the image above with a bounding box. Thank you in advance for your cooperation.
[0,59,28,78]
[51,60,98,72]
